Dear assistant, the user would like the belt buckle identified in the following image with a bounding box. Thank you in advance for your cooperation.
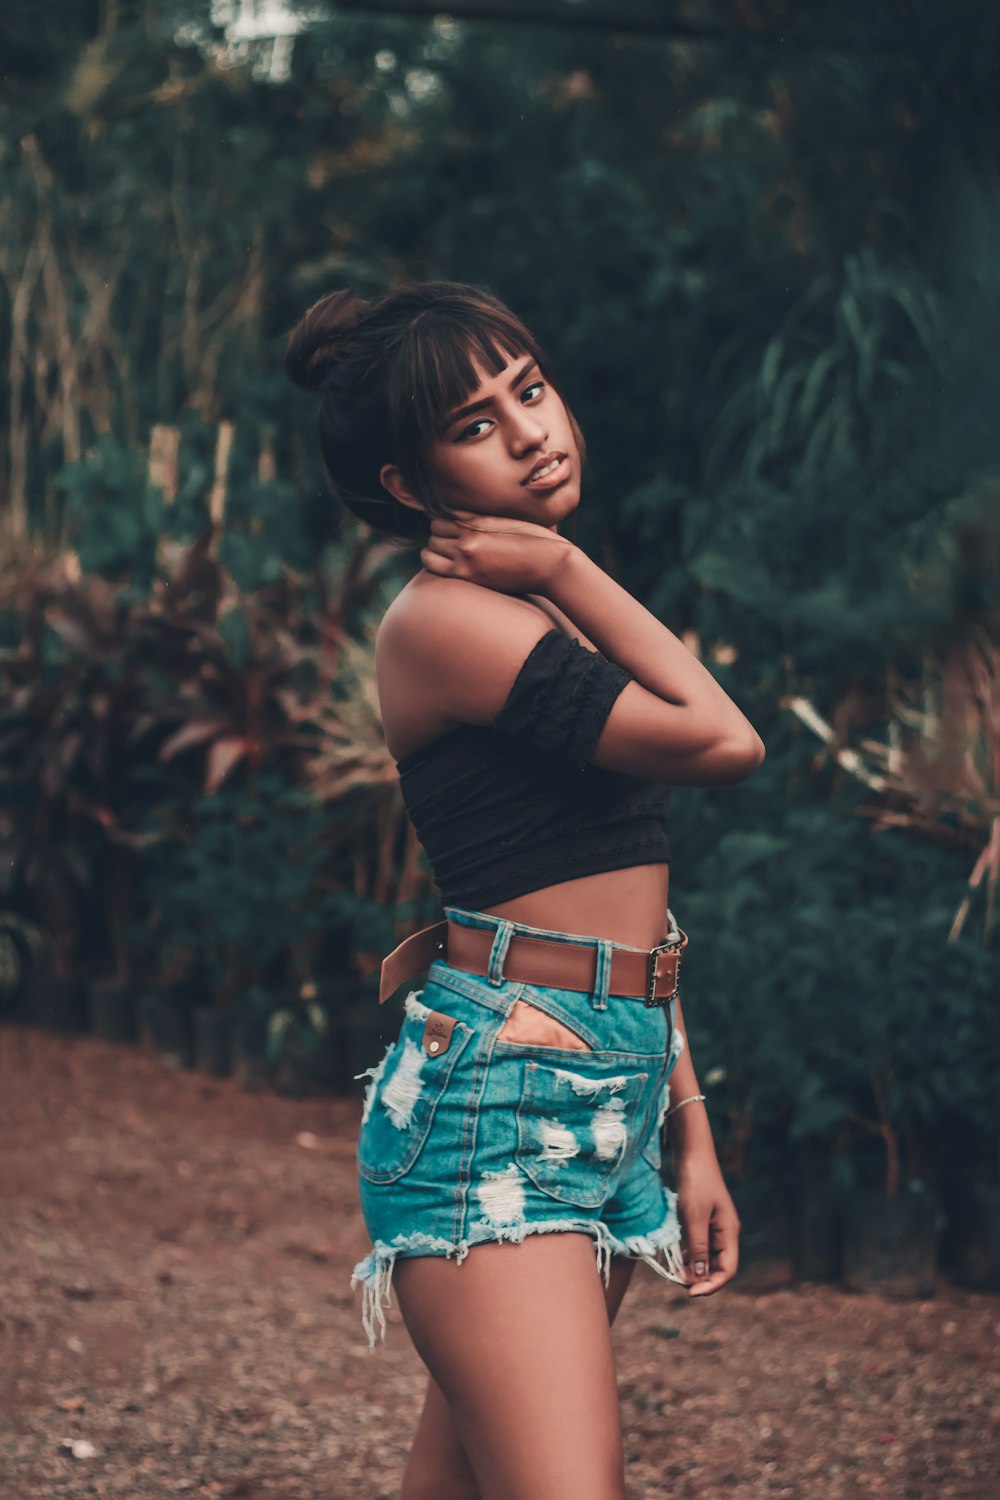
[644,933,683,1008]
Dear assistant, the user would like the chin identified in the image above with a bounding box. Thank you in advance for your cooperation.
[548,485,581,520]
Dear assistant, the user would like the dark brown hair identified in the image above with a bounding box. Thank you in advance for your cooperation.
[284,280,583,541]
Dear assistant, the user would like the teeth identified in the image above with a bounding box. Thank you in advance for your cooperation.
[529,458,562,482]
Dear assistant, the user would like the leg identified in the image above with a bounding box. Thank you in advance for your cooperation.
[401,1251,636,1500]
[396,1234,637,1500]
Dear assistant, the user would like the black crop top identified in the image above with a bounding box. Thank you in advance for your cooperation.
[395,630,671,910]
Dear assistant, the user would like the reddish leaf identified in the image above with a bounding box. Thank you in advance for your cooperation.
[204,737,249,794]
[158,720,227,762]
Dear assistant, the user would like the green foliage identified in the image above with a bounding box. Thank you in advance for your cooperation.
[1,0,999,1204]
[262,981,331,1069]
[130,773,341,1004]
[677,781,999,1193]
[56,436,162,588]
[0,565,165,978]
[216,474,313,592]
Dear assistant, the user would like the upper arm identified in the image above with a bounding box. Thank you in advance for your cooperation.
[379,578,764,785]
[590,684,765,784]
[513,595,760,782]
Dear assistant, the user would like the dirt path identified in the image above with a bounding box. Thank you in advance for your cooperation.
[1,1023,997,1499]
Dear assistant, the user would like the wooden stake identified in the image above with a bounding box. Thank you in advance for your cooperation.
[148,423,181,504]
[207,420,235,547]
[258,436,276,485]
[150,424,181,573]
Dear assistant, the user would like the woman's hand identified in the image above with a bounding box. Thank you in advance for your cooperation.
[673,1149,741,1296]
[420,511,575,596]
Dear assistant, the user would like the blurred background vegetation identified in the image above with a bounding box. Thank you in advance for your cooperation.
[1,0,998,1285]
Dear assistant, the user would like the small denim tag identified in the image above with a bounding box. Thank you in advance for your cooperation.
[422,1011,458,1057]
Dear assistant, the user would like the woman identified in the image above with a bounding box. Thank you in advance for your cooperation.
[286,281,761,1500]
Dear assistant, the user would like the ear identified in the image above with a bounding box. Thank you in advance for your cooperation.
[379,463,424,514]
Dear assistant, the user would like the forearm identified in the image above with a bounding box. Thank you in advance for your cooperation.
[665,995,715,1158]
[548,547,761,745]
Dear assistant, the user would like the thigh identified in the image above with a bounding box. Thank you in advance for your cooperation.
[394,1233,631,1500]
[403,1253,637,1500]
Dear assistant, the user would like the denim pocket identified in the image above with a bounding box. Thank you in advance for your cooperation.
[515,1060,649,1209]
[357,1011,473,1185]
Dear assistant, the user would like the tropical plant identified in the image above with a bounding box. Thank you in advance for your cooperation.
[678,788,999,1200]
[129,773,343,1009]
[784,618,1000,946]
[55,434,164,590]
[0,552,160,981]
[149,549,320,796]
[259,978,331,1075]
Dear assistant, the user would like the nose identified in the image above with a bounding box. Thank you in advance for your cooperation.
[507,404,547,455]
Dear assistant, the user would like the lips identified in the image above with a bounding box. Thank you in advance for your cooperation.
[522,451,568,486]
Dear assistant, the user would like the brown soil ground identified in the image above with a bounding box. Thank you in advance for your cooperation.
[1,1022,998,1500]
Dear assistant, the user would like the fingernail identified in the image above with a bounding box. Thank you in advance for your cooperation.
[694,1260,707,1278]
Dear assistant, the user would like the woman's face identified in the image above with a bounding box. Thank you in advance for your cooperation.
[422,349,582,529]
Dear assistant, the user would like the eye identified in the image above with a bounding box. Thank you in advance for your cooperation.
[456,417,493,442]
[453,379,546,442]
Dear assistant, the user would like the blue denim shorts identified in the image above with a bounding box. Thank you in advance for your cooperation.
[351,905,688,1350]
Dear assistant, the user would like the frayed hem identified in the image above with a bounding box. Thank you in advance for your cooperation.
[350,1196,686,1353]
[604,1189,688,1288]
[351,1219,620,1352]
[350,1232,460,1350]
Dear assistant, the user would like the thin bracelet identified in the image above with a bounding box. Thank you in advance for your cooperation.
[665,1092,706,1118]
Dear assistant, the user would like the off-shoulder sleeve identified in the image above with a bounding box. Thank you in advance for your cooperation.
[492,630,632,771]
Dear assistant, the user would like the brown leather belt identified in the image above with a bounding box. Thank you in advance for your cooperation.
[378,919,687,1008]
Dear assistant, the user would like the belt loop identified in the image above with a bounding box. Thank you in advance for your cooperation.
[668,994,680,1054]
[592,939,613,1011]
[487,920,515,986]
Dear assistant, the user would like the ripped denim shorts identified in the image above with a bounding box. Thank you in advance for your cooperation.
[351,904,688,1350]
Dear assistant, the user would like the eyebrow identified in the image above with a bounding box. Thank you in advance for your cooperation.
[445,359,538,428]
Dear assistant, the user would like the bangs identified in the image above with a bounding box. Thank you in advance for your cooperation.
[389,299,547,443]
[296,277,577,538]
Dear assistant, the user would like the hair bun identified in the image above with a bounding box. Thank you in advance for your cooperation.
[284,289,371,392]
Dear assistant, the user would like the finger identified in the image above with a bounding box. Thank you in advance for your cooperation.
[687,1267,734,1296]
[419,548,455,575]
[681,1241,711,1285]
[423,536,460,559]
[710,1226,739,1281]
[429,518,462,537]
[688,1217,739,1294]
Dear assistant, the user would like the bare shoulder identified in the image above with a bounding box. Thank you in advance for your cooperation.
[376,574,558,741]
[378,574,550,667]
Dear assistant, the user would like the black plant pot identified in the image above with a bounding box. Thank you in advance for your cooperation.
[348,1013,396,1097]
[333,981,387,1096]
[137,991,159,1048]
[842,1186,938,1298]
[137,991,196,1068]
[193,1005,233,1078]
[26,976,89,1034]
[87,979,139,1043]
[729,1179,796,1291]
[793,1174,847,1283]
[951,1182,1000,1291]
[271,1029,339,1099]
[233,1007,270,1090]
[280,1017,349,1099]
[0,919,40,1020]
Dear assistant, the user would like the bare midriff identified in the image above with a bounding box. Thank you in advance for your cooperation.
[479,862,671,952]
